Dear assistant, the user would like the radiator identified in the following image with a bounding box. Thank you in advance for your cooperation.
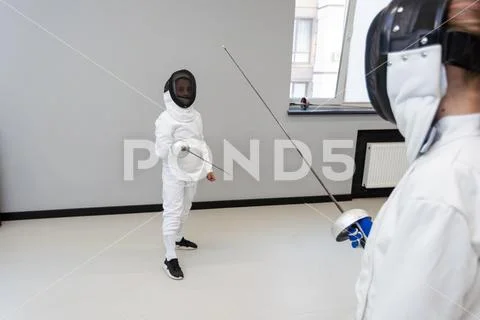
[362,142,408,189]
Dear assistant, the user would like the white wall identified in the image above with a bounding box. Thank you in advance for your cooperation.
[0,0,394,213]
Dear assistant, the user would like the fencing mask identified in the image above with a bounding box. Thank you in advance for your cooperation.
[164,69,197,108]
[365,0,480,162]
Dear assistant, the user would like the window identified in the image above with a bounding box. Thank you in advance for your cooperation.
[292,19,313,64]
[290,82,309,98]
[290,0,351,103]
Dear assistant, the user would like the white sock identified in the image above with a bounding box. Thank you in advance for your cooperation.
[164,234,177,261]
[176,224,184,242]
[176,234,184,242]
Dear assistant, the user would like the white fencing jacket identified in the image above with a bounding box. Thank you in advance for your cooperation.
[356,114,480,320]
[154,92,212,181]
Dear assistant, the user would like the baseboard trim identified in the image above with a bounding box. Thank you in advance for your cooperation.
[1,194,352,221]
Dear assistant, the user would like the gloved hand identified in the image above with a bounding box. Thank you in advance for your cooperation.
[171,141,190,158]
[332,209,372,249]
[347,216,373,249]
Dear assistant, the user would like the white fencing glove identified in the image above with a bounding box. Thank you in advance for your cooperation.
[171,141,190,158]
[332,209,373,249]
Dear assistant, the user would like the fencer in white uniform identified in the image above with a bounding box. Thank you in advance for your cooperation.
[332,0,480,318]
[355,114,480,320]
[155,69,215,280]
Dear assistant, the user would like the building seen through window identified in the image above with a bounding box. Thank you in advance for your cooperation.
[290,0,349,101]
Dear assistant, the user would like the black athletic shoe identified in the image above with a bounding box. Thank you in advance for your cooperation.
[176,237,198,250]
[163,258,184,280]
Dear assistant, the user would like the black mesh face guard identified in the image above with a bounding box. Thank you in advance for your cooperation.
[164,69,196,108]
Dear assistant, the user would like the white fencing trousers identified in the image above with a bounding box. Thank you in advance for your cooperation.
[162,168,197,260]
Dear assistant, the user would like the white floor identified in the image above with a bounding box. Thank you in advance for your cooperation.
[0,198,385,320]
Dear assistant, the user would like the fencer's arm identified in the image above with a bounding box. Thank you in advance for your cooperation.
[198,116,213,173]
[201,143,213,173]
[154,114,174,160]
[364,200,477,320]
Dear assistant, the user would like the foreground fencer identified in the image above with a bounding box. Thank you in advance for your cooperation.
[333,0,480,318]
[155,69,216,280]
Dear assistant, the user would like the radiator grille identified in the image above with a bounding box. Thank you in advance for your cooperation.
[362,142,408,188]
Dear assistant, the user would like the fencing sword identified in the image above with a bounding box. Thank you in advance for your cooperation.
[222,45,345,214]
[181,146,232,176]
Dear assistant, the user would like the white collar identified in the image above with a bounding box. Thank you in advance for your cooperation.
[420,113,480,155]
[435,113,480,137]
[163,91,197,123]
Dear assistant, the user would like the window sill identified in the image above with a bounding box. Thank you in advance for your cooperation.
[287,105,377,115]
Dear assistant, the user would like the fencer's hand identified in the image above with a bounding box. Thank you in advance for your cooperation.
[347,217,373,249]
[171,141,190,158]
[206,172,216,182]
